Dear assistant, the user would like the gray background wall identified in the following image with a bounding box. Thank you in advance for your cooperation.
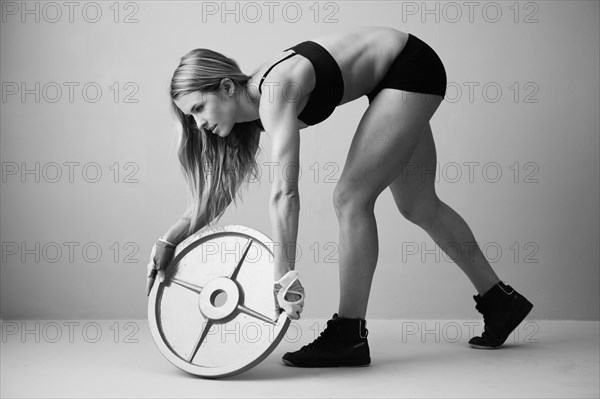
[1,1,598,320]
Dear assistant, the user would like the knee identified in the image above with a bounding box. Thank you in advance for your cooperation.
[333,184,376,217]
[399,199,441,227]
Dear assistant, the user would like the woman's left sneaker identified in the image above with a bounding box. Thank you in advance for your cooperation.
[469,281,534,349]
[282,313,371,367]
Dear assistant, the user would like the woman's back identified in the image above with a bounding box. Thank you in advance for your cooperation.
[249,26,409,121]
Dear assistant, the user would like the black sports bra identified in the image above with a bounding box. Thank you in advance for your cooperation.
[258,41,344,127]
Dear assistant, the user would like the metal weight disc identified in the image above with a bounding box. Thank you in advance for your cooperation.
[148,225,290,378]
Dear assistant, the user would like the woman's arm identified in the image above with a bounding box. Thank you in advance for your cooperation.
[161,213,210,247]
[260,74,302,280]
[270,191,300,280]
[269,123,301,280]
[147,210,213,296]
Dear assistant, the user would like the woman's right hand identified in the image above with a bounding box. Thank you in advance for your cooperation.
[146,239,176,296]
[274,270,305,320]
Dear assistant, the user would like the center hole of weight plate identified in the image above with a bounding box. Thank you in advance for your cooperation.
[210,289,228,308]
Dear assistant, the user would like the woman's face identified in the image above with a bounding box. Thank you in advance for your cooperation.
[173,84,236,138]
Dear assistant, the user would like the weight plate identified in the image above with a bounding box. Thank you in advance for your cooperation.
[148,225,290,378]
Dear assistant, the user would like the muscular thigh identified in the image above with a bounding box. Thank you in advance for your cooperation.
[388,122,439,215]
[335,89,442,208]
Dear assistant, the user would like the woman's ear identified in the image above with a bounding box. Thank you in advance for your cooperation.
[220,78,235,96]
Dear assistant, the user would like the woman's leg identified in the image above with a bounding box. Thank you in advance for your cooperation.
[387,122,501,295]
[334,90,443,319]
[387,123,536,350]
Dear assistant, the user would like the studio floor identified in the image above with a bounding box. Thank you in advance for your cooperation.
[1,319,598,398]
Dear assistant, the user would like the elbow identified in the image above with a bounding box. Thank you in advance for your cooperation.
[270,189,300,207]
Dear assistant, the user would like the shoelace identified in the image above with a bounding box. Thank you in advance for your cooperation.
[474,297,492,335]
[474,296,492,314]
[298,321,339,353]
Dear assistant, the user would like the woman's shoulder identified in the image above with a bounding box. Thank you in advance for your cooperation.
[251,51,313,99]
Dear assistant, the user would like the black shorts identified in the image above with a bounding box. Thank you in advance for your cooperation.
[366,33,447,103]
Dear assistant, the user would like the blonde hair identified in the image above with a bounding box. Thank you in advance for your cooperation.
[170,48,263,236]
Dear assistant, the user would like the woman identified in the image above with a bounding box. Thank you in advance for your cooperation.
[146,26,533,368]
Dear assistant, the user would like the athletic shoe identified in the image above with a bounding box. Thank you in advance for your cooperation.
[282,313,371,367]
[469,281,534,349]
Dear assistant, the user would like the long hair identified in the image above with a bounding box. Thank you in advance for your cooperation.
[170,48,263,236]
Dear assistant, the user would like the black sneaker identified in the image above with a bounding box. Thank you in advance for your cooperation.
[469,281,534,349]
[282,313,371,367]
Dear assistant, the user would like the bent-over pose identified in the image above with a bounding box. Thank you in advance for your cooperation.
[147,26,533,368]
